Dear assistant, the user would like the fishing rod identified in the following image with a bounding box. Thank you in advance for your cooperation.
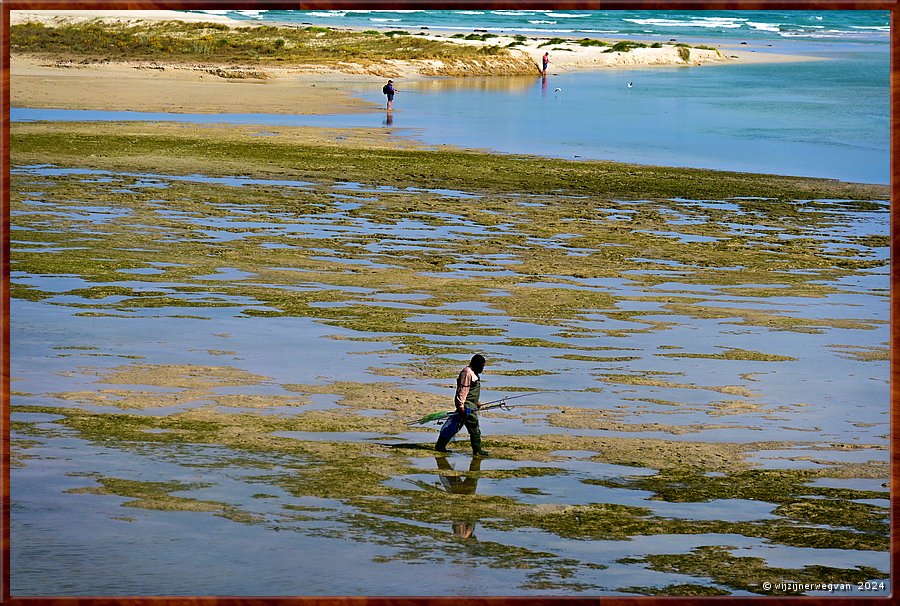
[482,392,550,409]
[406,391,555,426]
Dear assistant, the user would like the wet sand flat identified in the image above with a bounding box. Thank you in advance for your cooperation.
[11,55,379,115]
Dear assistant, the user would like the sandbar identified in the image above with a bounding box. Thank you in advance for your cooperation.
[11,9,823,116]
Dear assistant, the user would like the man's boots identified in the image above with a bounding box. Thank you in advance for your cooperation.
[471,435,490,457]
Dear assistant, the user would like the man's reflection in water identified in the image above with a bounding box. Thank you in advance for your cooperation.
[436,456,481,539]
[384,111,394,126]
[541,74,548,97]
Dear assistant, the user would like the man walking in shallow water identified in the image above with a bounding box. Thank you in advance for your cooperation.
[435,354,490,457]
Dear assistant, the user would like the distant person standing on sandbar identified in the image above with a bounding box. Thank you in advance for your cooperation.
[383,79,398,110]
[542,52,550,76]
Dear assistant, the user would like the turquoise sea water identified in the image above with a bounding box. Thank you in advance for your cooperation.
[187,9,889,43]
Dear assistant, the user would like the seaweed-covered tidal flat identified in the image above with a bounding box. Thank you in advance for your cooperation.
[9,122,889,596]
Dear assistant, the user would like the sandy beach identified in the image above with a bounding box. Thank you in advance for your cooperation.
[11,55,381,115]
[11,9,820,116]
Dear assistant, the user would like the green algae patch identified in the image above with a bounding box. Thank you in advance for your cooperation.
[554,353,642,363]
[509,500,888,551]
[283,380,447,416]
[48,363,309,411]
[774,499,888,533]
[546,408,753,435]
[66,476,263,523]
[467,434,797,472]
[618,583,730,596]
[594,373,758,398]
[589,467,888,504]
[10,438,42,468]
[829,344,890,362]
[655,348,796,362]
[94,363,270,391]
[662,302,885,334]
[492,498,882,550]
[622,396,803,418]
[586,467,889,541]
[518,487,550,496]
[624,545,885,595]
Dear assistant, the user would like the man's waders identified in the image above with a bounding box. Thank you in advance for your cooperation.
[435,374,486,455]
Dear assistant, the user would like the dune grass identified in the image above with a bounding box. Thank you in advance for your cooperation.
[10,20,512,66]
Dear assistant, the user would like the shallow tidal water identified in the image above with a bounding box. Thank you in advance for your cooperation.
[9,159,890,596]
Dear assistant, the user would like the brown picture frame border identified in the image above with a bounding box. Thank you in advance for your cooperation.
[0,1,895,604]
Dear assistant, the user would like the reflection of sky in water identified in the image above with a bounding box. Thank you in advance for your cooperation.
[747,448,888,467]
[806,477,887,491]
[11,437,433,596]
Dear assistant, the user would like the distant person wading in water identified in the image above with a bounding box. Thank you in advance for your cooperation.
[435,354,490,457]
[383,79,398,110]
[542,52,550,76]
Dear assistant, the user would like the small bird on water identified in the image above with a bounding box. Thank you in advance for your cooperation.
[627,82,633,88]
[554,87,561,92]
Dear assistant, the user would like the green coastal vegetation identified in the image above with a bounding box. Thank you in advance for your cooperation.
[10,20,531,75]
[9,20,500,63]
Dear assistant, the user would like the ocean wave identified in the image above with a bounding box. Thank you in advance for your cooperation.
[370,18,402,22]
[508,28,575,34]
[624,17,746,29]
[529,21,557,25]
[849,25,891,31]
[746,22,782,33]
[778,29,881,39]
[427,25,577,35]
[491,11,537,17]
[544,13,591,19]
[458,11,485,15]
[308,12,345,18]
